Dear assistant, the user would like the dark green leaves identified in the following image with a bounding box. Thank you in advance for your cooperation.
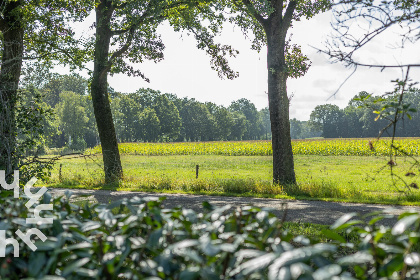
[2,193,420,279]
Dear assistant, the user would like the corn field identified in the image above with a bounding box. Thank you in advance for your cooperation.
[89,138,420,156]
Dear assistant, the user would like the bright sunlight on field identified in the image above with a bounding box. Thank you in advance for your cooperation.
[47,138,420,205]
[89,138,420,156]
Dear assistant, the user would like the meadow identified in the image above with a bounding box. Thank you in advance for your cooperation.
[46,138,420,205]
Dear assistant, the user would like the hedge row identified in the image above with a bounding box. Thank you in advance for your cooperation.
[0,191,419,279]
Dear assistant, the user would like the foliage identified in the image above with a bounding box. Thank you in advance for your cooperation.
[1,192,420,279]
[33,81,271,146]
[308,88,420,139]
[89,138,420,157]
[57,91,89,142]
[14,87,57,182]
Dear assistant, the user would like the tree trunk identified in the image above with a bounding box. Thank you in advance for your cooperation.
[91,0,123,183]
[265,6,297,185]
[0,0,24,179]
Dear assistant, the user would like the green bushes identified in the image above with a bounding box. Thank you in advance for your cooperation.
[1,191,419,279]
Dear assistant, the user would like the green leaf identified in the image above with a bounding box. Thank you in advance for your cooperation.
[392,214,419,235]
[312,264,342,280]
[240,253,276,275]
[330,213,358,230]
[65,242,93,251]
[147,228,163,248]
[81,221,101,232]
[28,252,46,277]
[61,257,90,277]
[76,268,98,277]
[405,253,420,267]
[179,268,200,280]
[321,229,346,243]
[33,240,57,251]
[378,255,404,277]
[202,201,214,211]
[173,239,200,250]
[338,251,373,265]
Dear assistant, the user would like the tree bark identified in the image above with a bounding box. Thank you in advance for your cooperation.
[0,0,24,179]
[265,1,297,185]
[91,0,123,183]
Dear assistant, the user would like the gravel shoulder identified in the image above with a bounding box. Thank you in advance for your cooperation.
[47,188,420,227]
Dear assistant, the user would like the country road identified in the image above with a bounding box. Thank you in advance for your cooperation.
[47,188,420,227]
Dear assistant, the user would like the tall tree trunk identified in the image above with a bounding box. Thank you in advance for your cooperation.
[265,3,297,185]
[0,0,24,179]
[91,0,123,183]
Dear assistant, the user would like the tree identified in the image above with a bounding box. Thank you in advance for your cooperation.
[153,95,182,141]
[180,100,213,141]
[0,0,24,177]
[229,112,247,141]
[290,118,302,139]
[57,91,89,145]
[139,108,160,142]
[89,0,238,183]
[0,0,87,179]
[213,106,234,140]
[229,98,262,140]
[226,0,329,184]
[116,94,141,142]
[309,104,344,138]
[259,107,272,140]
[0,0,25,178]
[41,73,88,107]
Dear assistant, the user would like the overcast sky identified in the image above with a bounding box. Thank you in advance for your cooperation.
[70,10,420,121]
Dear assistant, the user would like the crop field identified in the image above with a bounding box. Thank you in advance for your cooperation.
[89,138,420,156]
[47,153,420,205]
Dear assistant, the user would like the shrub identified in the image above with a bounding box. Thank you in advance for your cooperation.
[0,191,419,279]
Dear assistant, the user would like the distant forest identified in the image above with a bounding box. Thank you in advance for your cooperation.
[25,73,420,152]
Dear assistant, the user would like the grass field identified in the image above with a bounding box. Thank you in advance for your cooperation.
[45,152,420,205]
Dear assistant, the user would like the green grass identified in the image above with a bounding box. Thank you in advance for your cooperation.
[43,154,420,205]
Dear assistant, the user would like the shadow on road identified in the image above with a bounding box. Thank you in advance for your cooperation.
[48,188,420,227]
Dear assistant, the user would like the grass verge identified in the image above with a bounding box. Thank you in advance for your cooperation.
[42,154,420,205]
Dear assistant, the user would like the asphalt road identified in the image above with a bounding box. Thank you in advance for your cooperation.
[47,188,420,227]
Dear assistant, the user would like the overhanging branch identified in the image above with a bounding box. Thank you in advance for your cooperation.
[240,0,268,27]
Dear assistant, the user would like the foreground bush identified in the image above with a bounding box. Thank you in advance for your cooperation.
[0,191,419,279]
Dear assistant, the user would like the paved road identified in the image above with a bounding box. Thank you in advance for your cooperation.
[47,188,420,227]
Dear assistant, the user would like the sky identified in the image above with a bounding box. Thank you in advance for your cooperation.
[69,9,420,121]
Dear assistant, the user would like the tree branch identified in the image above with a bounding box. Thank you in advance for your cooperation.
[282,0,297,33]
[315,46,420,69]
[106,27,135,72]
[241,0,268,27]
[43,41,90,72]
[0,17,6,30]
[111,28,131,36]
[113,1,128,10]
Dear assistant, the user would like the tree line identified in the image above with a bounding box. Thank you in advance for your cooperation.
[305,88,420,139]
[26,73,273,152]
[26,72,420,155]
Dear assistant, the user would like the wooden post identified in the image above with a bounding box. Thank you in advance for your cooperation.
[196,165,199,179]
[59,164,62,182]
